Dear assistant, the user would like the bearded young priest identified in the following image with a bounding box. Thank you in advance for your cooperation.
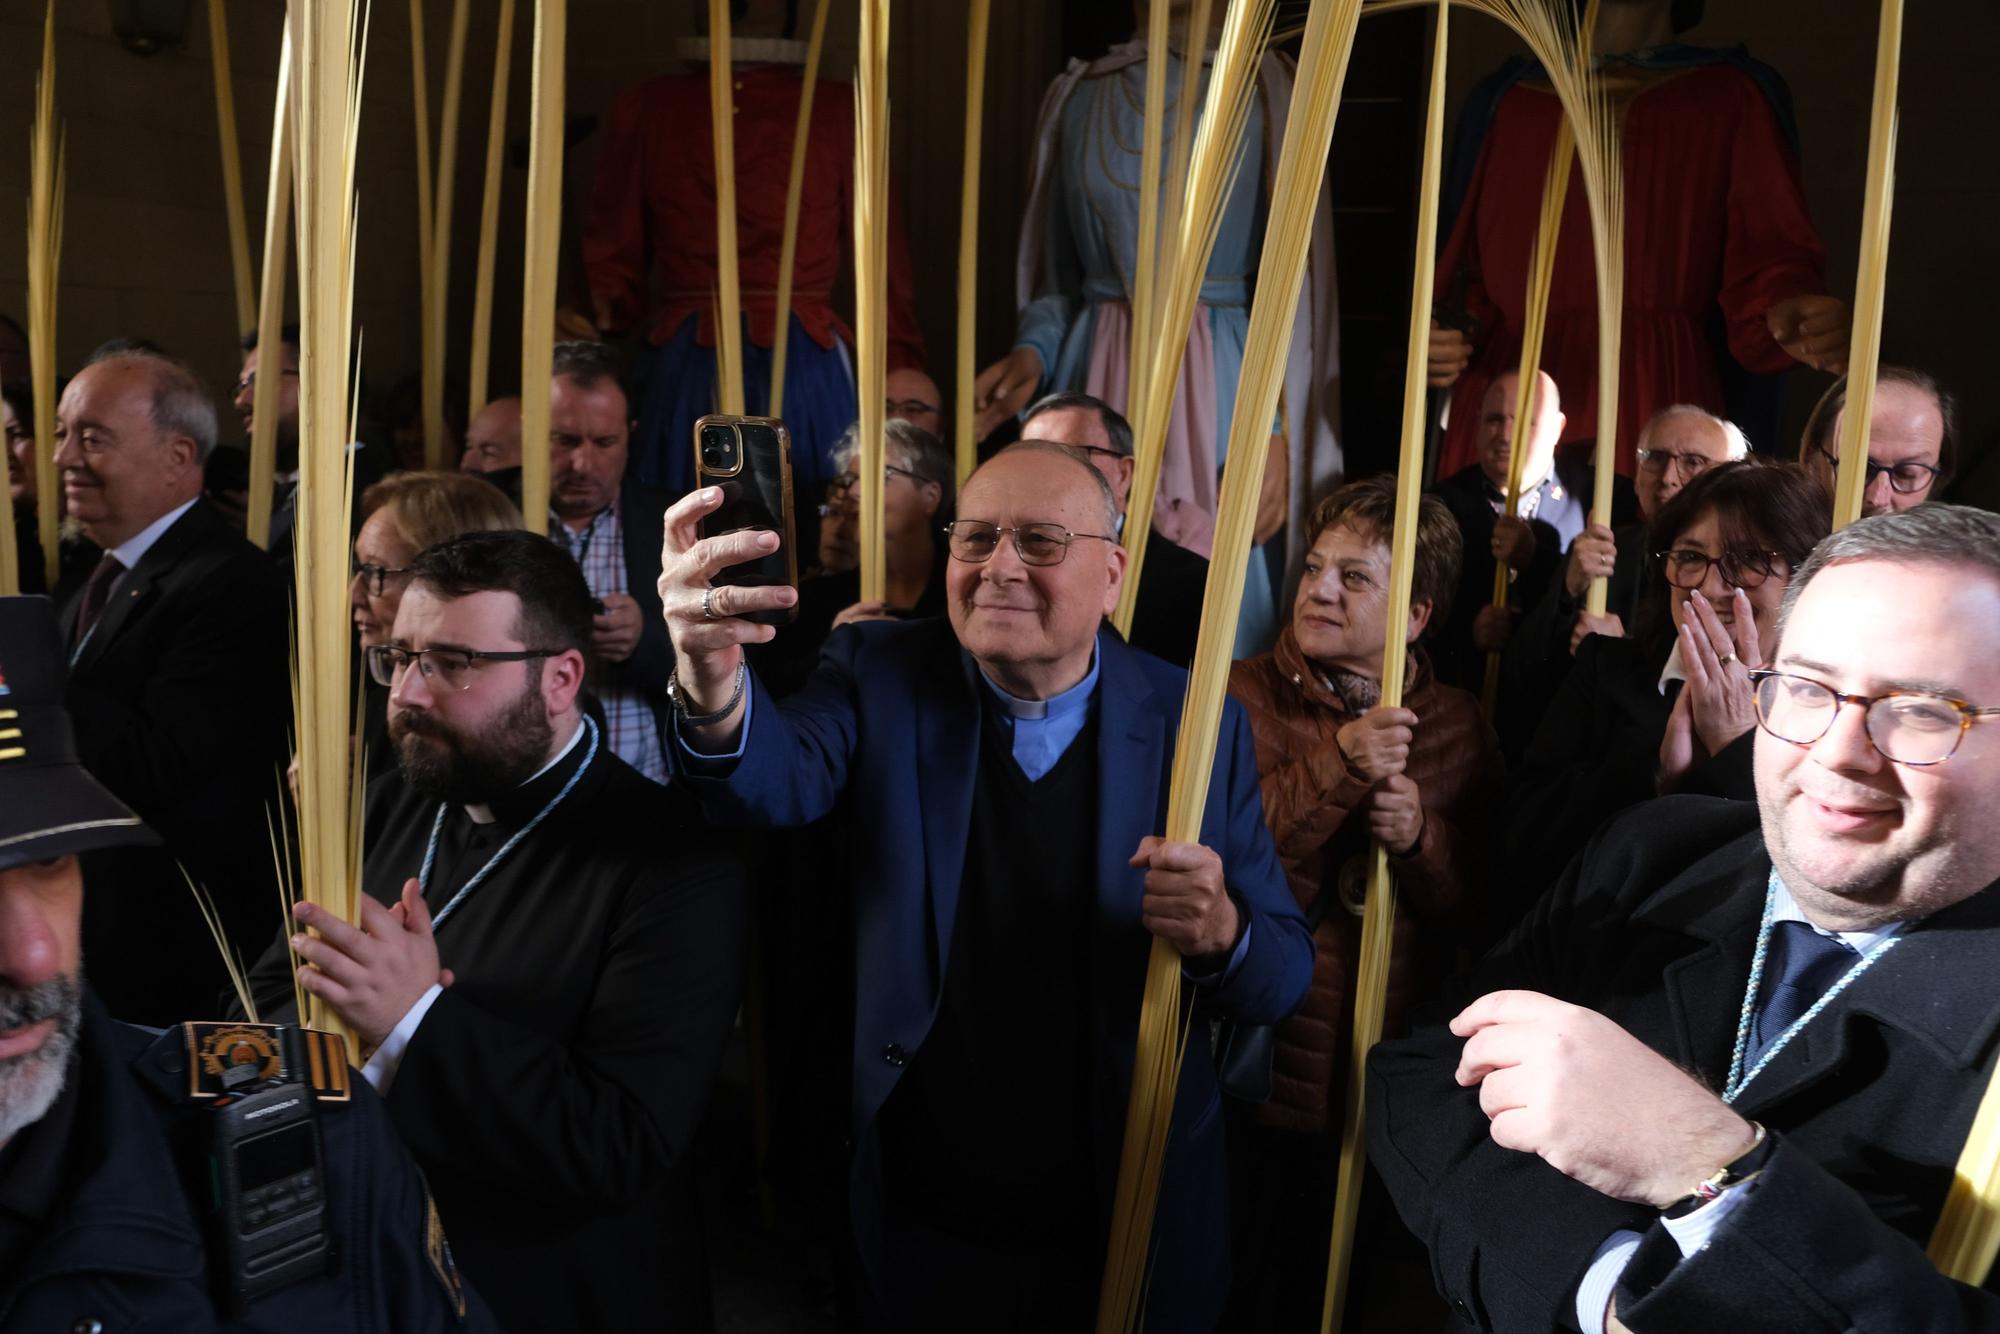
[246,530,746,1332]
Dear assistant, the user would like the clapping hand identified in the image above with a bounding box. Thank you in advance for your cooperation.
[1680,589,1761,756]
[293,879,448,1055]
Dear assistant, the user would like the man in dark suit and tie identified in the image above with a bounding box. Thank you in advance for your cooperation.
[53,347,289,1024]
[1368,503,2000,1331]
[1021,391,1211,667]
[660,441,1313,1330]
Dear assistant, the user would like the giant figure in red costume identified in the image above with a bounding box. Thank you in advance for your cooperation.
[579,0,926,498]
[1428,0,1849,478]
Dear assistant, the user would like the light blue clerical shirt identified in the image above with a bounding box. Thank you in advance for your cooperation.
[976,650,1100,780]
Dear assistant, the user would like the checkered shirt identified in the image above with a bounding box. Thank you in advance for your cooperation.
[552,503,668,782]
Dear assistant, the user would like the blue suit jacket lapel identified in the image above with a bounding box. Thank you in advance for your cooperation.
[914,644,981,986]
[1093,633,1166,1008]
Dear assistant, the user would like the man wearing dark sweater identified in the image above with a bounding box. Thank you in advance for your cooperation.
[660,442,1313,1331]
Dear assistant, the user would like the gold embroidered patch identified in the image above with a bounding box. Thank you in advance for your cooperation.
[180,1022,352,1102]
[194,1024,282,1086]
[424,1187,468,1320]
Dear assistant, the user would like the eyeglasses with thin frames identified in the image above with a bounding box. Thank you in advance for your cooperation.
[351,561,411,596]
[828,464,929,497]
[885,398,940,419]
[943,520,1117,567]
[1749,668,2000,766]
[1812,444,1942,495]
[1635,448,1718,479]
[366,644,564,691]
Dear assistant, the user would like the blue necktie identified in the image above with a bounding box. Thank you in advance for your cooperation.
[1748,921,1860,1067]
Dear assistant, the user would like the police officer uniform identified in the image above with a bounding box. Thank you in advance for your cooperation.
[0,595,499,1332]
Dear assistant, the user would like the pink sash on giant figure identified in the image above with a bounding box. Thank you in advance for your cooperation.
[1083,301,1221,559]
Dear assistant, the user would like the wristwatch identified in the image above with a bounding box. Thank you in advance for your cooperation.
[1661,1122,1775,1220]
[666,662,747,727]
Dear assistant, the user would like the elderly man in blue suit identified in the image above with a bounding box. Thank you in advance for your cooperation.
[659,441,1313,1331]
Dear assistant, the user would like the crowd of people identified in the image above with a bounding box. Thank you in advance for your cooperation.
[2,1,1995,1329]
[3,306,1990,1332]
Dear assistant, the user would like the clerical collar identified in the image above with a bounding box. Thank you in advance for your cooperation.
[464,719,588,827]
[976,651,1100,721]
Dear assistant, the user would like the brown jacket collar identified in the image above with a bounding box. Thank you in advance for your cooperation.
[1269,623,1435,715]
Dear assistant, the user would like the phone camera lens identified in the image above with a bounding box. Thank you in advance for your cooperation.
[701,425,739,470]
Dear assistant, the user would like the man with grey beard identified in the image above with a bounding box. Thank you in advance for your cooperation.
[0,594,498,1328]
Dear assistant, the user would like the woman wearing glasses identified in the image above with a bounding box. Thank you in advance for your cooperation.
[1504,461,1830,908]
[341,472,524,778]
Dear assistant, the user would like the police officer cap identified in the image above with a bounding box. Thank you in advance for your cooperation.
[0,594,159,872]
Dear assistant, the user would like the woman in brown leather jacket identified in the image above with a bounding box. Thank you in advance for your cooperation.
[1223,475,1502,1331]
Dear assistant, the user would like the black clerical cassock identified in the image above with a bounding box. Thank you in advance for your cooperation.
[249,721,746,1331]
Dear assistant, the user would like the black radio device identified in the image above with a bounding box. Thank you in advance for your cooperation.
[204,1025,335,1313]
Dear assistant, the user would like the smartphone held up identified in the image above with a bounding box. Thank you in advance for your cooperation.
[694,415,799,626]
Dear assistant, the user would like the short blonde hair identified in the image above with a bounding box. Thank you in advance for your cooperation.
[361,471,524,553]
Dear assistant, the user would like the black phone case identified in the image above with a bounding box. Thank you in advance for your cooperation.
[694,414,798,626]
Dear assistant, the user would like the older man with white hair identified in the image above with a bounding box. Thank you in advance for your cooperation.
[1527,405,1750,659]
[52,346,290,1025]
[658,440,1312,1329]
